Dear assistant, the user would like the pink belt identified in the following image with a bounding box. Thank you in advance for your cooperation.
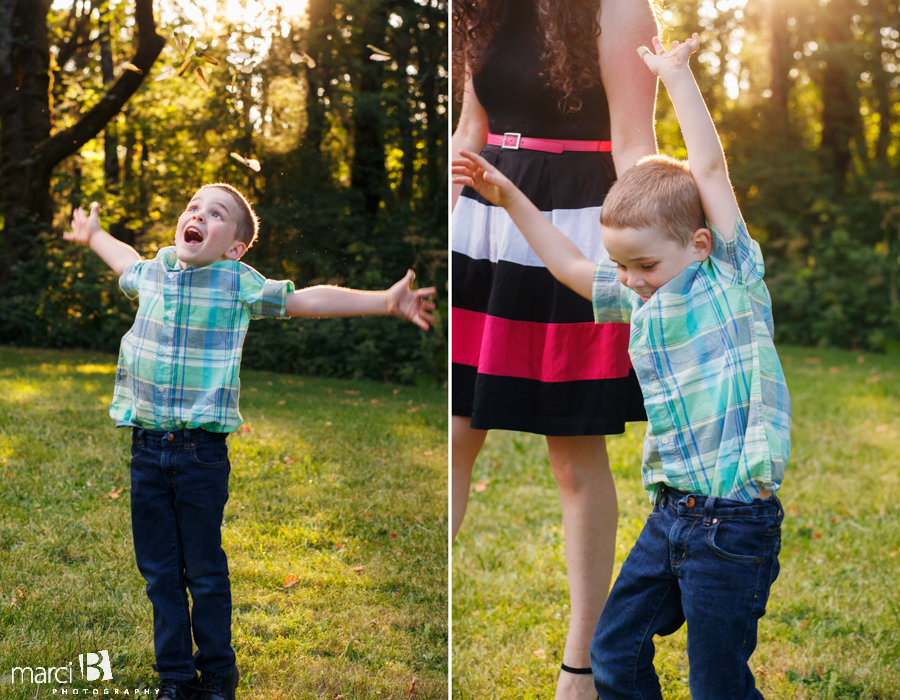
[487,132,612,154]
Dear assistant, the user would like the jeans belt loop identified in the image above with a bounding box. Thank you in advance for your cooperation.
[702,495,716,525]
[183,428,191,449]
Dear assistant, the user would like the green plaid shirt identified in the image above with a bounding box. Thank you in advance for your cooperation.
[111,247,294,433]
[593,217,791,503]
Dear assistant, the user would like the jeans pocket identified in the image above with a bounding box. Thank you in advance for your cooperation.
[190,440,228,468]
[706,518,768,563]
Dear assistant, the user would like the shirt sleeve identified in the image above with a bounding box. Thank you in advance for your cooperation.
[708,216,765,286]
[592,258,635,324]
[239,264,295,320]
[118,259,152,300]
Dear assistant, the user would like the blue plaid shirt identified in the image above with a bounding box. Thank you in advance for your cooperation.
[111,247,294,433]
[593,217,791,503]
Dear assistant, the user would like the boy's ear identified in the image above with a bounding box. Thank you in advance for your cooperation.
[690,227,712,261]
[224,239,247,261]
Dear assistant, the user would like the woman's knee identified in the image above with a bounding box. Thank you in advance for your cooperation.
[546,435,610,493]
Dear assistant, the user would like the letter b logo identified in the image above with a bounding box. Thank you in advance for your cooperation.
[79,650,112,681]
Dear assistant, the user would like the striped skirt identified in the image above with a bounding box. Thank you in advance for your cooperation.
[452,145,646,436]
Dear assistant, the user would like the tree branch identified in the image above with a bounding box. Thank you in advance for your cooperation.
[34,0,165,177]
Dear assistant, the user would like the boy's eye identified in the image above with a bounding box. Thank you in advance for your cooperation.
[641,263,658,271]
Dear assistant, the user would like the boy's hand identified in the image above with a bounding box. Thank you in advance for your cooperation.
[451,150,521,209]
[638,33,699,79]
[64,203,103,247]
[386,270,437,331]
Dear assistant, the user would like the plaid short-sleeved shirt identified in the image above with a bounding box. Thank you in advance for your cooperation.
[593,217,791,504]
[111,247,295,433]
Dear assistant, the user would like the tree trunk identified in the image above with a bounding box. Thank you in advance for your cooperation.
[0,0,165,280]
[766,0,791,138]
[100,18,120,191]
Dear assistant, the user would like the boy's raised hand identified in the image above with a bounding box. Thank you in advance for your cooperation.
[638,33,699,78]
[386,270,437,330]
[451,150,520,209]
[64,202,103,246]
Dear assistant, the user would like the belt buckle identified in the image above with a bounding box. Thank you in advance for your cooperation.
[501,132,522,150]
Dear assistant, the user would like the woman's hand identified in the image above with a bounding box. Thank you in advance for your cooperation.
[637,33,699,79]
[386,270,438,331]
[451,150,522,209]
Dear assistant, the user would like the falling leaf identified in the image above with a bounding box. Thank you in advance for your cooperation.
[197,67,211,92]
[119,62,143,74]
[406,407,419,413]
[370,54,391,61]
[876,425,888,433]
[533,649,546,660]
[351,566,365,573]
[290,52,303,64]
[178,56,193,76]
[240,64,254,74]
[345,390,360,395]
[232,50,251,60]
[218,33,232,42]
[367,44,390,55]
[282,573,300,588]
[247,159,261,172]
[195,50,220,66]
[155,68,174,81]
[230,152,248,166]
[173,32,186,54]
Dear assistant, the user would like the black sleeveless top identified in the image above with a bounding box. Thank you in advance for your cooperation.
[471,0,610,141]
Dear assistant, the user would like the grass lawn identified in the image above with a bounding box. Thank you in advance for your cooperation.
[453,346,900,699]
[0,346,448,699]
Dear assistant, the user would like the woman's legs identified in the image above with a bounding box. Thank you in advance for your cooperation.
[451,415,488,540]
[546,435,618,700]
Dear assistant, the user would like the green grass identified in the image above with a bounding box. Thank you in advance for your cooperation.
[0,346,448,699]
[452,346,900,699]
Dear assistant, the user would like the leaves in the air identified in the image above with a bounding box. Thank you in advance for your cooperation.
[240,64,255,74]
[290,51,316,68]
[197,67,211,93]
[230,152,261,172]
[119,62,143,75]
[178,56,193,76]
[155,67,174,81]
[232,50,251,60]
[195,50,220,66]
[367,44,390,55]
[370,54,391,62]
[282,573,300,588]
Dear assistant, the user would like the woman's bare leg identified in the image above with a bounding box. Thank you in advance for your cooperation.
[546,434,617,700]
[452,415,488,540]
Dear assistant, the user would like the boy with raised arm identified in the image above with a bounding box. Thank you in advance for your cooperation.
[65,183,436,700]
[453,35,790,699]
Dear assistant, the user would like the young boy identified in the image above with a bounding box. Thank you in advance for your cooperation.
[452,35,790,699]
[64,183,436,700]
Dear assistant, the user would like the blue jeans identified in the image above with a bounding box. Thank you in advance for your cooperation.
[591,487,783,700]
[130,428,236,681]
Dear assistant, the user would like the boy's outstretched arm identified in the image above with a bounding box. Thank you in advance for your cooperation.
[64,203,141,276]
[285,270,437,330]
[639,34,741,240]
[451,151,595,300]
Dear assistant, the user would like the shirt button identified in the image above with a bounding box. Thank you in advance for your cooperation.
[158,387,164,393]
[167,310,174,319]
[168,272,175,280]
[661,436,670,445]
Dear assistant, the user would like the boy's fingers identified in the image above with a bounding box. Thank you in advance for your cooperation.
[637,46,651,62]
[416,286,437,298]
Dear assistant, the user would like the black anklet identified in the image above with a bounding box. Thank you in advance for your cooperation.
[560,663,593,675]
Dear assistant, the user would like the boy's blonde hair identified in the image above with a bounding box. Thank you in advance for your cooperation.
[202,183,259,250]
[600,155,705,246]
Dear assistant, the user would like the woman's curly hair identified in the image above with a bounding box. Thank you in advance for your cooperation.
[453,0,602,114]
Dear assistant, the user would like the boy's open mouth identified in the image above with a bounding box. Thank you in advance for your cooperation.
[184,226,204,244]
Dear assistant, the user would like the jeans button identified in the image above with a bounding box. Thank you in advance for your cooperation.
[686,497,695,508]
[167,433,174,441]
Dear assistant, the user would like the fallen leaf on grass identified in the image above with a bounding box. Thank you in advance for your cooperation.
[800,619,809,630]
[393,388,401,394]
[405,678,418,698]
[390,533,397,538]
[241,425,251,433]
[282,573,300,588]
[278,400,286,405]
[533,649,546,659]
[370,398,379,404]
[423,451,433,456]
[857,355,866,363]
[406,407,419,413]
[867,375,882,384]
[876,425,888,433]
[474,478,491,492]
[351,566,365,573]
[890,551,898,557]
[114,475,123,483]
[831,516,841,524]
[813,532,822,539]
[829,366,840,374]
[344,390,360,395]
[803,357,822,365]
[108,488,124,499]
